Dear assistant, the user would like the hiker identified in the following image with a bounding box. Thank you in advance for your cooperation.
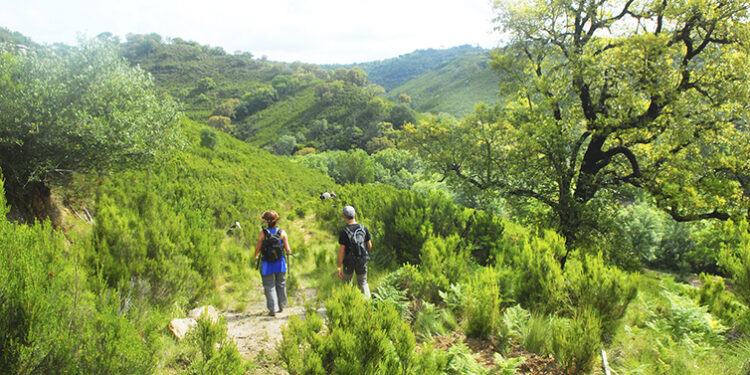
[337,205,372,298]
[254,210,291,316]
[320,191,331,201]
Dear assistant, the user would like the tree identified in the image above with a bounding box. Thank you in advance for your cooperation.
[212,98,240,119]
[405,0,750,267]
[207,115,232,132]
[269,135,297,156]
[0,40,182,224]
[236,86,278,118]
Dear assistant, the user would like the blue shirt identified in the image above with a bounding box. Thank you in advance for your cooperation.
[261,227,287,275]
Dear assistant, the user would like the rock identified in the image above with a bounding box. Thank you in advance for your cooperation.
[168,318,197,340]
[188,305,219,322]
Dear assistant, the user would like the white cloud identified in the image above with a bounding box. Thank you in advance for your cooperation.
[1,0,500,63]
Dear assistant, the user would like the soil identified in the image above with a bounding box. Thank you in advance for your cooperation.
[432,332,566,375]
[223,288,319,374]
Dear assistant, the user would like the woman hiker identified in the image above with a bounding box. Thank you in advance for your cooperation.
[254,210,291,317]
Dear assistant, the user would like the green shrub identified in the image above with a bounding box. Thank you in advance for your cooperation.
[439,283,467,316]
[521,314,550,355]
[547,307,602,375]
[372,282,411,319]
[693,273,748,331]
[413,302,457,339]
[563,252,638,341]
[418,235,472,302]
[648,291,727,345]
[443,342,490,375]
[502,304,531,341]
[0,180,156,374]
[464,267,501,340]
[504,227,567,313]
[719,220,750,306]
[186,314,245,375]
[280,286,417,374]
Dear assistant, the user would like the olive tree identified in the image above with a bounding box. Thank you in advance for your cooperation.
[0,40,182,223]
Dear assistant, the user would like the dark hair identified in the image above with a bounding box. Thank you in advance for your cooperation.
[261,210,280,228]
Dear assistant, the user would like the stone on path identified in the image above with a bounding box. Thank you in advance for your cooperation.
[168,318,197,340]
[188,305,219,322]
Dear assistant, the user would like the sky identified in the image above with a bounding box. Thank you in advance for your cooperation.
[1,0,502,64]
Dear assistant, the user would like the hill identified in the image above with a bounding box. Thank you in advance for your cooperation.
[118,34,415,154]
[325,45,486,91]
[385,52,500,117]
[329,45,501,117]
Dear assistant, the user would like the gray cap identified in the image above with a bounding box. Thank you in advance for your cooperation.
[342,205,356,219]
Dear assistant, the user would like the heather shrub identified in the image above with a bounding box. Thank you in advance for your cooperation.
[280,286,417,374]
[464,267,501,340]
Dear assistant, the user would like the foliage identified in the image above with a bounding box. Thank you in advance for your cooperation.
[0,178,157,374]
[692,273,749,331]
[279,286,417,374]
[207,115,232,132]
[200,127,219,150]
[405,0,750,266]
[719,220,750,306]
[464,266,502,340]
[610,274,746,375]
[563,253,638,341]
[413,301,457,339]
[0,39,182,220]
[546,308,602,374]
[186,315,245,375]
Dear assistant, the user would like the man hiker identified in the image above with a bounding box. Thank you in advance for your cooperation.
[337,205,372,298]
[254,210,291,317]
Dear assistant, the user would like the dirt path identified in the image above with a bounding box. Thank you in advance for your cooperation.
[224,288,319,374]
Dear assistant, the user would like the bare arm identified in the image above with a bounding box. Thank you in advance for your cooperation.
[337,244,346,280]
[254,230,264,259]
[366,240,372,250]
[282,231,291,255]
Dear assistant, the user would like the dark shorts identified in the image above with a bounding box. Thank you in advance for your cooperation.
[343,259,367,276]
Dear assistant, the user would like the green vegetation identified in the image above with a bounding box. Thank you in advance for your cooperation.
[405,0,750,270]
[2,0,750,371]
[326,44,486,91]
[0,40,181,224]
[385,53,501,117]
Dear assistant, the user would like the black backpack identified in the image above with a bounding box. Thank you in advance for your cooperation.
[261,228,284,262]
[344,224,369,264]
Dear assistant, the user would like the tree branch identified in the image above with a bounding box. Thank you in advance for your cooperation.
[667,208,730,222]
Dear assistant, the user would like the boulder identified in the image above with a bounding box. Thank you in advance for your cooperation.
[188,305,219,322]
[168,318,197,340]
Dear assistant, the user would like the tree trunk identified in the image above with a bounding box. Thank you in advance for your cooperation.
[4,180,61,228]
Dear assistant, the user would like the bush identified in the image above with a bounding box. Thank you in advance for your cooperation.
[464,267,502,340]
[563,253,638,342]
[413,302,457,339]
[548,308,602,374]
[418,235,472,302]
[693,273,748,332]
[0,180,156,374]
[200,127,220,150]
[186,314,245,375]
[719,220,750,305]
[280,286,417,374]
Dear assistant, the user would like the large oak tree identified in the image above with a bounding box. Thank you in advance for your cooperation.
[405,0,750,266]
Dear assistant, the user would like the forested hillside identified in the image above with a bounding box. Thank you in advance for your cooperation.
[385,52,500,117]
[118,33,417,155]
[329,45,501,117]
